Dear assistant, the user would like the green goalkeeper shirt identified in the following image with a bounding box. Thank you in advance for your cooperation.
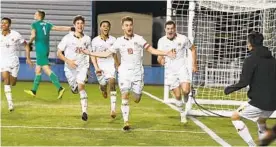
[31,20,53,58]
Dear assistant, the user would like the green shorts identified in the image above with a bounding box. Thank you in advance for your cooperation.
[36,57,50,66]
[36,49,50,66]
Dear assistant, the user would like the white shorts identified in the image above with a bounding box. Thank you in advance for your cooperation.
[96,67,116,86]
[166,66,192,90]
[118,74,144,95]
[0,57,20,77]
[236,102,274,122]
[65,67,88,86]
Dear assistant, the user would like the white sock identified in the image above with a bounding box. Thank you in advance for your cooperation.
[184,96,192,115]
[232,120,256,146]
[121,99,129,122]
[175,99,184,114]
[110,91,116,112]
[79,90,88,113]
[4,85,12,104]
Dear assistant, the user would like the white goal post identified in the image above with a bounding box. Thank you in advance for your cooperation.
[165,0,276,117]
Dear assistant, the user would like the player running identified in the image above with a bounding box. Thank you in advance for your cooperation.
[81,16,176,131]
[91,20,119,118]
[157,20,198,124]
[24,10,73,99]
[57,15,91,121]
[1,17,30,111]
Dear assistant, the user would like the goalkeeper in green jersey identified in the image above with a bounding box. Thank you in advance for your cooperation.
[24,10,74,99]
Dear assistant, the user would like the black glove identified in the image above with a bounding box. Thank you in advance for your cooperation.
[28,42,33,51]
[71,27,75,32]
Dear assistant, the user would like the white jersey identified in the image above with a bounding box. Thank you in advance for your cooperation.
[109,34,150,76]
[158,33,192,73]
[58,32,92,70]
[92,35,116,66]
[0,30,25,65]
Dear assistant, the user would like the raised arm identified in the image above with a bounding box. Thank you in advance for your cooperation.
[81,49,113,58]
[146,46,175,58]
[224,58,255,95]
[157,56,165,65]
[140,37,175,58]
[52,26,71,31]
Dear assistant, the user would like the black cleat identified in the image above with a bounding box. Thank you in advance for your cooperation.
[122,122,131,131]
[259,130,276,146]
[82,112,88,121]
[71,86,79,94]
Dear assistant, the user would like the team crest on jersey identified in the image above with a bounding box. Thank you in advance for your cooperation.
[127,48,134,54]
[178,42,181,47]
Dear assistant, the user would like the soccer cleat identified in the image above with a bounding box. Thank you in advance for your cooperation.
[82,112,88,121]
[102,91,108,99]
[24,90,36,97]
[181,113,188,124]
[134,96,142,103]
[57,87,65,99]
[99,86,107,98]
[122,122,131,131]
[71,85,79,94]
[110,110,116,118]
[258,129,276,146]
[8,102,14,112]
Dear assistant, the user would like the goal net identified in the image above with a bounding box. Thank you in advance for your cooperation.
[165,0,276,117]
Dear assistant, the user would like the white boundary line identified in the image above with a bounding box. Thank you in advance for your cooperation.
[142,91,232,147]
[1,125,205,134]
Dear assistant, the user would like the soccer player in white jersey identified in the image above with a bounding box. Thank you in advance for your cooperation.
[57,15,91,121]
[1,17,30,111]
[157,20,198,124]
[91,20,119,118]
[81,16,176,131]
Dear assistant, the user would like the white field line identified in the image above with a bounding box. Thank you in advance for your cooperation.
[1,125,205,134]
[142,91,232,147]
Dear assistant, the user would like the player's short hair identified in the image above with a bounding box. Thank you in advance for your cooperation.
[100,20,111,27]
[37,10,45,20]
[121,16,133,25]
[73,15,85,24]
[248,31,264,47]
[1,17,11,25]
[165,20,176,28]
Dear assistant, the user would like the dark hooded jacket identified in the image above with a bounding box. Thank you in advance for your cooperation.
[224,46,276,111]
